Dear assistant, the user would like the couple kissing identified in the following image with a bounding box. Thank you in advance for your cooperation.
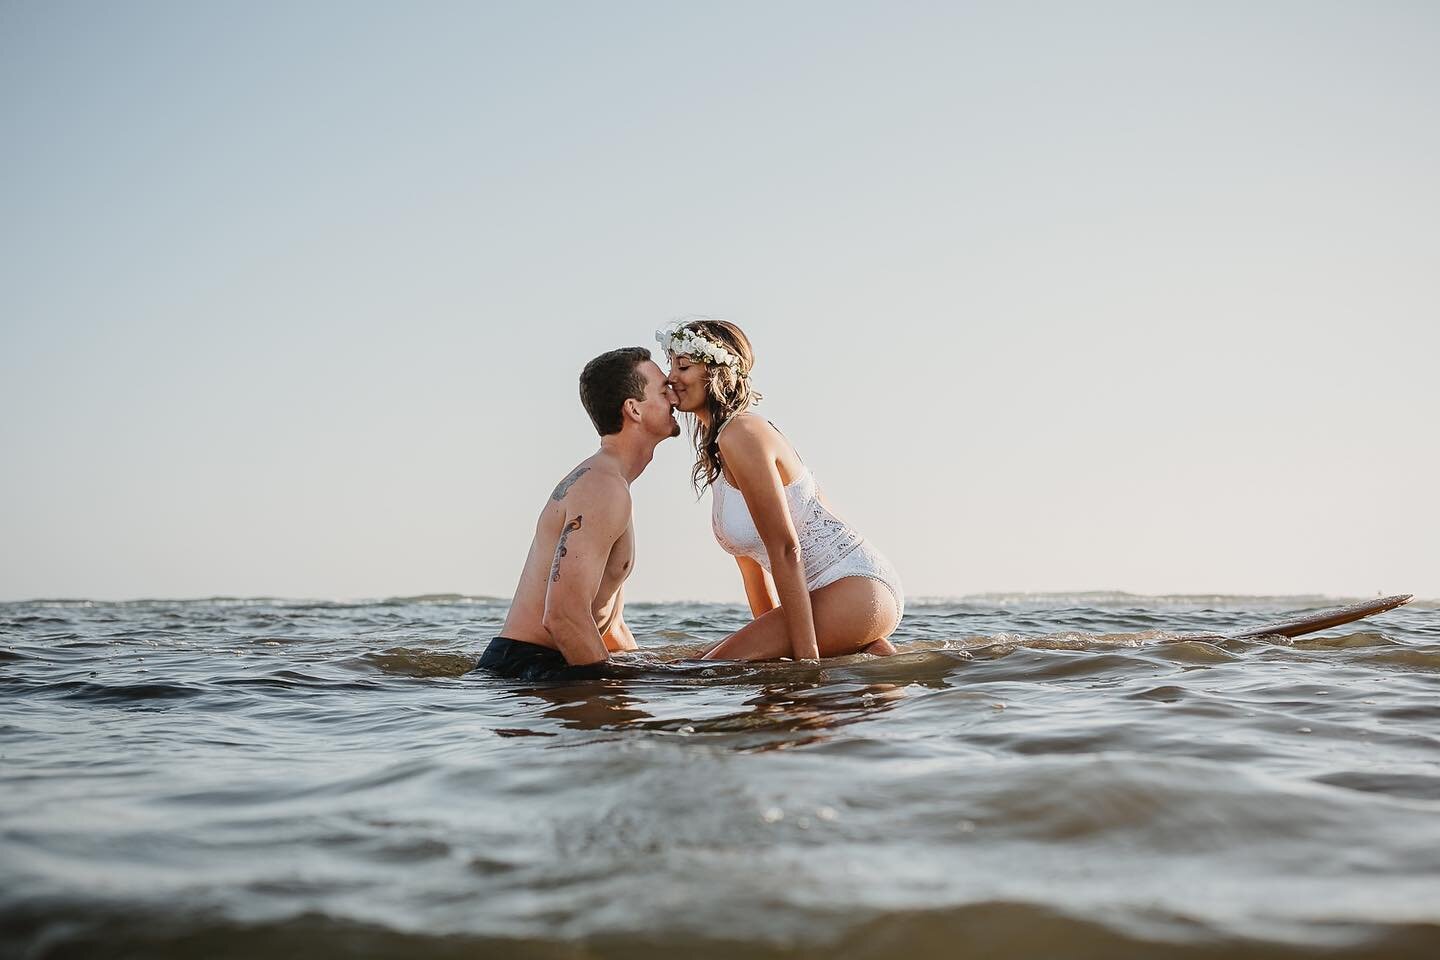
[474,318,904,681]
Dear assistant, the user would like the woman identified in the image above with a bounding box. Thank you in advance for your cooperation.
[658,318,903,661]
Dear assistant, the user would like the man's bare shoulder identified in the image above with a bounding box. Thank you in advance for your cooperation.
[547,459,630,511]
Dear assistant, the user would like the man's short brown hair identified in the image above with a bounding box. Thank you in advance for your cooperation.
[579,347,651,436]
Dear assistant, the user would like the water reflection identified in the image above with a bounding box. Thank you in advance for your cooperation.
[497,676,909,751]
[501,678,656,732]
[714,681,909,751]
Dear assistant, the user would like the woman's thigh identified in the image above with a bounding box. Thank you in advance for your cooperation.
[701,576,899,661]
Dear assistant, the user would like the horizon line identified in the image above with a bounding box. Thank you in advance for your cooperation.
[1,590,1425,606]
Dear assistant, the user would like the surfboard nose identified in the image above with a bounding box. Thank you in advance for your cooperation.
[1227,593,1413,641]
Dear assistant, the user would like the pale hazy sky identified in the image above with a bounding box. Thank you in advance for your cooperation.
[2,1,1436,603]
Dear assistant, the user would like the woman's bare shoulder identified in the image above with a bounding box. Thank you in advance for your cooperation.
[717,413,774,454]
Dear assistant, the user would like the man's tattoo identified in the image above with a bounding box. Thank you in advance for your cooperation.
[549,515,583,583]
[550,467,590,502]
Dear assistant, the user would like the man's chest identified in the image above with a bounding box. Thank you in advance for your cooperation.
[603,523,635,581]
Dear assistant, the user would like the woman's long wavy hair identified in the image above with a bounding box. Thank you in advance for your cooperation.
[675,319,762,494]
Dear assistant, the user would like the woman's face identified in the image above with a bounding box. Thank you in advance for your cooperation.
[666,354,710,414]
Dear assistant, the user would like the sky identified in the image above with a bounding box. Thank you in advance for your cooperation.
[1,1,1436,603]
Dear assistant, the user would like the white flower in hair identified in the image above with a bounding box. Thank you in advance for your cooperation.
[656,319,742,371]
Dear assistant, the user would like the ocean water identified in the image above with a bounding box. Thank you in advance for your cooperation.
[2,595,1438,959]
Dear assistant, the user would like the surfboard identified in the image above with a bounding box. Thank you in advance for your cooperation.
[1215,594,1413,641]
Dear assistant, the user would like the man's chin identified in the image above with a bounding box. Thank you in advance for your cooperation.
[668,422,682,438]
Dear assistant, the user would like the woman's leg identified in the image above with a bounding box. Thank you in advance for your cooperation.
[701,576,899,661]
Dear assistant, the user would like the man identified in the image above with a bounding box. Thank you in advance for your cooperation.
[474,346,680,680]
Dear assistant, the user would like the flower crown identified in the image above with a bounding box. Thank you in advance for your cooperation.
[655,320,741,370]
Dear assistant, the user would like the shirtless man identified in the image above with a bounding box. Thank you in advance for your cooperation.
[474,347,680,680]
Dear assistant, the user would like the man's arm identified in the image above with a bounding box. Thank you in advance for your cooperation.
[601,586,638,652]
[540,478,631,666]
[603,618,637,652]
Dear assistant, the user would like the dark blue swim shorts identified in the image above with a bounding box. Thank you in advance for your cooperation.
[473,637,608,681]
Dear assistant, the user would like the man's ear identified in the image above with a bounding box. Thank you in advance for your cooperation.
[623,397,642,423]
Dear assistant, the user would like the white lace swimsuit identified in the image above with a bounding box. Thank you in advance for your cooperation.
[711,449,904,628]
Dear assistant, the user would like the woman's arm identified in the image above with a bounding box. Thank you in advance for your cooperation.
[736,556,778,619]
[720,420,819,660]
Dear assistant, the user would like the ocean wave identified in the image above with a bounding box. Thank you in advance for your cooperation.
[5,898,1437,960]
[0,677,211,704]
